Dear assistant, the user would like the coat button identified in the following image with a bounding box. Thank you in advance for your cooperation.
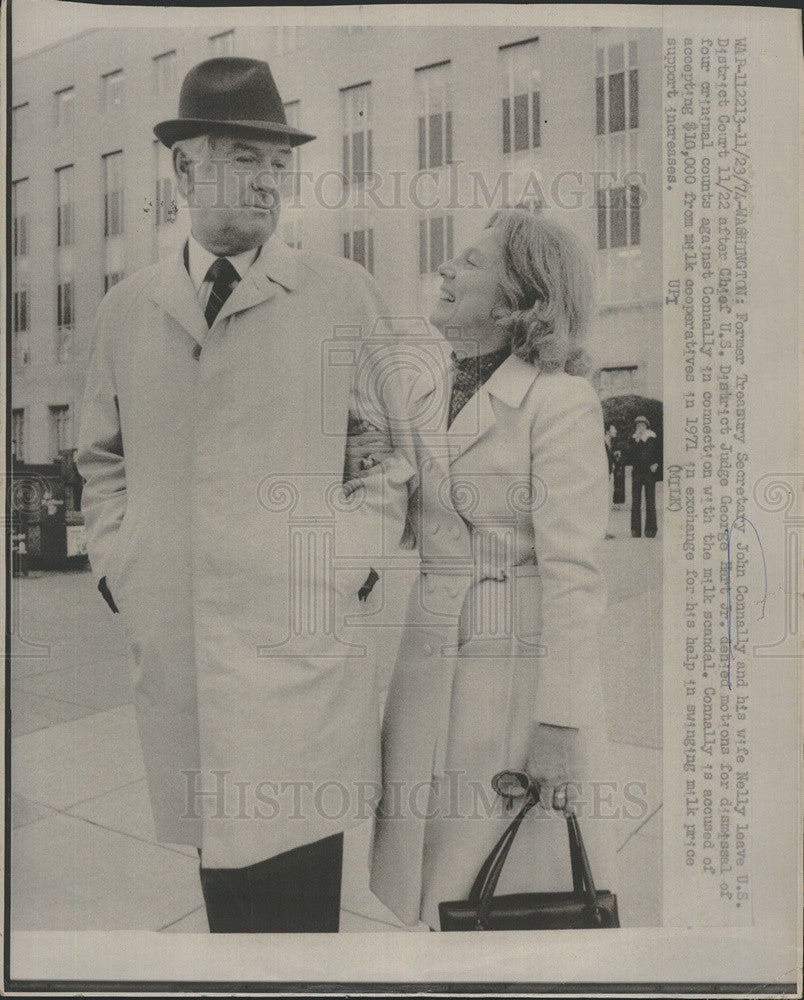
[422,643,433,656]
[430,523,440,535]
[448,586,459,598]
[425,578,437,593]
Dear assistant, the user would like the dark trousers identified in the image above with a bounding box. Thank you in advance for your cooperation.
[198,832,343,933]
[631,473,657,537]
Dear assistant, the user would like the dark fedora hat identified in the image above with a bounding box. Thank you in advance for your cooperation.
[154,57,315,148]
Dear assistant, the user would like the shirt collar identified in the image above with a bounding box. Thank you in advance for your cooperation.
[186,233,261,292]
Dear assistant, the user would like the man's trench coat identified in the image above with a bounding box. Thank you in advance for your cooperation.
[77,235,412,868]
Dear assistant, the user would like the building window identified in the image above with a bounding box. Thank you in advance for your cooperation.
[49,405,72,459]
[155,177,175,226]
[596,41,638,135]
[343,228,374,273]
[500,37,541,154]
[55,87,74,129]
[57,279,74,329]
[209,30,235,56]
[56,165,74,247]
[14,286,29,335]
[153,50,177,95]
[11,103,28,143]
[12,410,25,462]
[104,272,124,293]
[102,69,124,111]
[596,183,642,249]
[283,100,303,199]
[12,179,29,258]
[597,365,638,396]
[416,61,453,170]
[103,151,124,237]
[419,215,454,274]
[341,83,372,184]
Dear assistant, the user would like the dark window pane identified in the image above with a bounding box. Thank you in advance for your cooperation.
[629,68,639,129]
[353,229,366,268]
[609,186,627,247]
[22,290,28,330]
[532,91,540,148]
[596,188,607,249]
[429,113,443,168]
[57,284,62,326]
[629,184,641,245]
[445,111,453,163]
[419,219,428,274]
[502,97,510,154]
[418,116,426,171]
[513,92,529,151]
[367,228,374,274]
[608,72,625,132]
[343,233,350,259]
[352,131,364,181]
[430,217,444,272]
[596,76,605,135]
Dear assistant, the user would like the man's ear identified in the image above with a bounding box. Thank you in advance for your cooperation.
[173,146,193,199]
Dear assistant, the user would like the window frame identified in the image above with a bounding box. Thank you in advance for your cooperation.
[340,82,373,186]
[415,60,453,171]
[418,214,454,275]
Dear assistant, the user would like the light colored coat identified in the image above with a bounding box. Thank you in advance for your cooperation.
[77,235,411,868]
[370,348,616,928]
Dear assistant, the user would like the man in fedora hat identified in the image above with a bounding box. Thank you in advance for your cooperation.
[626,415,660,537]
[77,57,411,933]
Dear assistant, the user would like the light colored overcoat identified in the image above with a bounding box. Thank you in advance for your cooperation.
[77,235,411,868]
[370,348,617,928]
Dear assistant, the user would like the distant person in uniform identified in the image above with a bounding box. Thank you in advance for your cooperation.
[626,415,659,538]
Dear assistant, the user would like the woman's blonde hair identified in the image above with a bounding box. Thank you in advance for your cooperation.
[487,208,594,375]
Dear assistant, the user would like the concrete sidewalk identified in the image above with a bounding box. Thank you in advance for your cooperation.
[9,497,662,932]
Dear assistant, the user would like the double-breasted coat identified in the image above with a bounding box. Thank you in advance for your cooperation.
[77,235,411,868]
[370,348,617,928]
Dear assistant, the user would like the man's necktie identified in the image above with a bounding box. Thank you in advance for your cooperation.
[204,257,240,328]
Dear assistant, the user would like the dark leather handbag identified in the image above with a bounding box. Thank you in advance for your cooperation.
[439,773,619,931]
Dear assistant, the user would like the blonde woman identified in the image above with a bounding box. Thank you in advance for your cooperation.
[358,209,617,929]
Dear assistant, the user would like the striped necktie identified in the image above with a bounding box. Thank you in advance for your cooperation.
[204,257,240,328]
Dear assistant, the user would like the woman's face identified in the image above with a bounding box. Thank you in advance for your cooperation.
[430,229,505,345]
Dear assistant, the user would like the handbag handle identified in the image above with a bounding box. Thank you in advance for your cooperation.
[471,775,602,930]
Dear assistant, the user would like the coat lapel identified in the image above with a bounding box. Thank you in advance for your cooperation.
[213,235,299,326]
[149,246,208,347]
[148,236,301,344]
[448,354,540,465]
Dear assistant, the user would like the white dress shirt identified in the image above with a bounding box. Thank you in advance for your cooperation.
[186,233,261,310]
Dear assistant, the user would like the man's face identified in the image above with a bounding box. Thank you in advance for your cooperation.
[175,134,292,255]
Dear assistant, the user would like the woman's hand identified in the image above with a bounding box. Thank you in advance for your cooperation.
[344,419,394,493]
[525,723,580,813]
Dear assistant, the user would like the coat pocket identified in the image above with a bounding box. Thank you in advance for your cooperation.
[105,510,138,601]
